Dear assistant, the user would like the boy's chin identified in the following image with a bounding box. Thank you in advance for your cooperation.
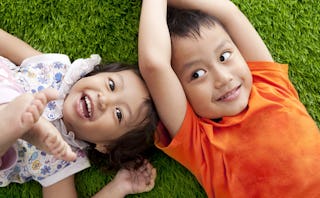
[219,104,249,118]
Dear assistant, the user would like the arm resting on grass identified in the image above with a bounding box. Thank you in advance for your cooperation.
[0,29,41,65]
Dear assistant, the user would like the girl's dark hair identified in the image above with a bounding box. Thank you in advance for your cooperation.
[84,62,159,171]
[167,7,223,39]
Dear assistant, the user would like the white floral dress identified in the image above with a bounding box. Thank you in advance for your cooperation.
[0,54,100,187]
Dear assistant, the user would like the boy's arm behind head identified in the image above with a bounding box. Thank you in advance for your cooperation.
[138,0,187,137]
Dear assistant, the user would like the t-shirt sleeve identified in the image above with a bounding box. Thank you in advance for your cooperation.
[248,61,299,99]
[155,102,209,174]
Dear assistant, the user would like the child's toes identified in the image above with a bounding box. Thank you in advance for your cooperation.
[61,146,77,161]
[21,112,36,130]
[51,142,76,161]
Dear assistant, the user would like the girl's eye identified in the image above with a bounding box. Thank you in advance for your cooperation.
[191,69,205,80]
[108,79,115,91]
[115,108,122,123]
[219,51,231,62]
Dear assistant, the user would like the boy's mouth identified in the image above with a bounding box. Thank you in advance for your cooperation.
[217,85,241,102]
[79,95,93,119]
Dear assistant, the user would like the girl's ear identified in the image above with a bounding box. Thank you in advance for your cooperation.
[95,144,108,154]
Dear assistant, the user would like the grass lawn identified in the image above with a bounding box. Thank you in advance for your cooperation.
[0,0,319,197]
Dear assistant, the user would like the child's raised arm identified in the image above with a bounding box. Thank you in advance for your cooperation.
[0,29,41,65]
[138,0,187,137]
[167,0,273,62]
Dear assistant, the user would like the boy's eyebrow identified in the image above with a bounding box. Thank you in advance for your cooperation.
[214,39,229,53]
[183,60,201,70]
[181,40,229,70]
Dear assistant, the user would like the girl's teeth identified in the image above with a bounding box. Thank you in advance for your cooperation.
[84,96,92,117]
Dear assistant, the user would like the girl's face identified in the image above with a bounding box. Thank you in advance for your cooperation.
[62,70,150,146]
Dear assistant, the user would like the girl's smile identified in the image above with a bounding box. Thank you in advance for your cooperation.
[78,94,94,120]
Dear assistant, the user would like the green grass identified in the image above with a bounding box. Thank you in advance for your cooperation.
[0,0,319,197]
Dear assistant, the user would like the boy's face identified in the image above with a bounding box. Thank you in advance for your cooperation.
[62,70,150,146]
[171,24,252,119]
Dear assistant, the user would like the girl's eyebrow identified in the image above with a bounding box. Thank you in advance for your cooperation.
[115,73,124,89]
[123,103,132,125]
[116,73,133,123]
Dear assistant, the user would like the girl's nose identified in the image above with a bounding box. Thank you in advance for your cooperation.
[98,92,113,110]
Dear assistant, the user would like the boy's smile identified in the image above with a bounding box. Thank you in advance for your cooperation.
[171,24,252,119]
[216,84,241,102]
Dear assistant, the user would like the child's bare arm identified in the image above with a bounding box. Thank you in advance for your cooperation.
[42,175,77,198]
[138,0,187,137]
[93,160,156,198]
[43,161,156,198]
[168,0,273,62]
[0,29,41,65]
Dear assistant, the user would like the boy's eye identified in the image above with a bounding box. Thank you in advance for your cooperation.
[219,51,231,62]
[115,108,122,123]
[192,69,205,80]
[108,79,115,91]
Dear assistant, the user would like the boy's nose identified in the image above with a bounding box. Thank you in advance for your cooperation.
[213,69,232,89]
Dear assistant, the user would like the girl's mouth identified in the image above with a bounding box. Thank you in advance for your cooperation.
[79,95,93,119]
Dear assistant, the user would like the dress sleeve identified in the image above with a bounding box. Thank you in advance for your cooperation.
[36,148,90,187]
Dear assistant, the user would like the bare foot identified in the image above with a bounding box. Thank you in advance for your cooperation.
[0,88,76,161]
[24,117,77,161]
[0,91,50,156]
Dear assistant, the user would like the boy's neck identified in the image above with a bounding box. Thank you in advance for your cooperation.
[211,118,222,123]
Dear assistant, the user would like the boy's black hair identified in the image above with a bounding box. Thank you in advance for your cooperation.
[167,7,223,39]
[84,62,159,171]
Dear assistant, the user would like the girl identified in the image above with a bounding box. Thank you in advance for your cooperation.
[0,29,157,197]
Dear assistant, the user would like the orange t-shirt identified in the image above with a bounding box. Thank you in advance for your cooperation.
[156,62,320,198]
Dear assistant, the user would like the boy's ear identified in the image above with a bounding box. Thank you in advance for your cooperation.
[95,144,108,154]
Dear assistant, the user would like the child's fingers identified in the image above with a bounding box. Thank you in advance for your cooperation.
[144,167,156,191]
[150,167,157,182]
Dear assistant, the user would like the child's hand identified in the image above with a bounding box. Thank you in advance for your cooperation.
[114,160,156,195]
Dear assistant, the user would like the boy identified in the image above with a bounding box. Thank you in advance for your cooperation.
[139,0,320,197]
